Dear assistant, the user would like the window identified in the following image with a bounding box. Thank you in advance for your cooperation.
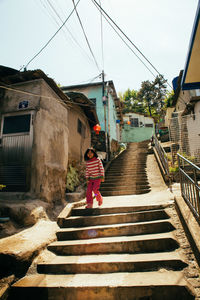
[77,119,85,137]
[145,124,153,128]
[130,118,139,127]
[3,114,31,134]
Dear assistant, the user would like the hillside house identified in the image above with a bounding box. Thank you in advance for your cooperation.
[122,113,154,143]
[0,66,97,203]
[61,81,123,158]
[169,2,200,162]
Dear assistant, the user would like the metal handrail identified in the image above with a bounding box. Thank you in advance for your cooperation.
[154,136,170,177]
[177,153,200,224]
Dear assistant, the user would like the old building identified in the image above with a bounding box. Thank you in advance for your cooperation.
[122,112,154,143]
[0,66,69,203]
[61,81,123,158]
[169,2,200,162]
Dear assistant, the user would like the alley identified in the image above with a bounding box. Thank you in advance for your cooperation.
[9,142,200,299]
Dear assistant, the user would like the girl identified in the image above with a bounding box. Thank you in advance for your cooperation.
[84,148,105,209]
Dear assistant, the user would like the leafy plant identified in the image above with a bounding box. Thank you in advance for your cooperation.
[179,152,196,163]
[66,164,80,192]
[0,185,6,190]
[169,166,179,173]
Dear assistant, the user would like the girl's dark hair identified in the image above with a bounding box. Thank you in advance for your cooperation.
[84,148,98,161]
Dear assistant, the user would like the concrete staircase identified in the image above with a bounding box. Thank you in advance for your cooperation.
[100,142,150,196]
[10,204,195,299]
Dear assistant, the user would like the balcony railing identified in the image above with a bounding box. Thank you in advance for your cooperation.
[177,153,200,224]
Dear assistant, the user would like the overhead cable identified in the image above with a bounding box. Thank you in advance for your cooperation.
[43,0,94,63]
[72,0,101,72]
[91,0,176,93]
[99,0,104,70]
[0,84,100,108]
[91,0,161,76]
[91,0,156,78]
[20,0,81,71]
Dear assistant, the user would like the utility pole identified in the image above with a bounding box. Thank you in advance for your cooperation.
[107,82,111,157]
[102,70,109,161]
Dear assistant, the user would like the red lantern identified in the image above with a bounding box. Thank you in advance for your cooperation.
[127,121,131,125]
[93,124,101,134]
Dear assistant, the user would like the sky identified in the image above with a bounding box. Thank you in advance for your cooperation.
[0,0,199,94]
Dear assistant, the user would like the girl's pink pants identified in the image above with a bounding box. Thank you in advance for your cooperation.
[86,178,103,206]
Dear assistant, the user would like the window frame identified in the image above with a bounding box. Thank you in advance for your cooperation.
[0,111,34,137]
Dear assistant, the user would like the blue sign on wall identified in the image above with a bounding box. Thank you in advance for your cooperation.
[18,100,29,109]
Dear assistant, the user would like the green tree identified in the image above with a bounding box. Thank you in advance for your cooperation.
[137,80,154,116]
[119,88,145,114]
[137,75,167,117]
[164,90,175,108]
[153,74,167,111]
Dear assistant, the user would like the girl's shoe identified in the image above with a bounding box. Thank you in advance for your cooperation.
[86,204,93,209]
[98,198,103,206]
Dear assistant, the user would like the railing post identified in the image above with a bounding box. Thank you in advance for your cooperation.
[193,168,200,218]
[177,154,182,196]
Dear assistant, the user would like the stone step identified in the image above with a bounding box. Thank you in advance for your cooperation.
[100,189,150,194]
[109,159,146,168]
[103,177,148,183]
[105,172,147,177]
[56,219,174,241]
[101,182,149,188]
[109,159,146,163]
[106,169,146,173]
[100,189,151,196]
[47,233,179,255]
[100,184,150,190]
[105,172,147,180]
[103,181,149,186]
[71,205,168,216]
[37,252,187,274]
[11,271,195,300]
[59,209,169,228]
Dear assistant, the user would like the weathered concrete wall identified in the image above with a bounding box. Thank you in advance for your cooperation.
[31,80,69,204]
[68,106,91,162]
[0,79,40,115]
[0,79,69,203]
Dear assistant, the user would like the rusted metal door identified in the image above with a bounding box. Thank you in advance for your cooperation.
[0,112,34,192]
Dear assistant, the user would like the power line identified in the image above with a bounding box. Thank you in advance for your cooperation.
[72,0,101,72]
[99,0,104,71]
[20,0,81,71]
[91,0,161,77]
[91,0,156,78]
[0,84,100,108]
[43,0,94,64]
[91,0,177,94]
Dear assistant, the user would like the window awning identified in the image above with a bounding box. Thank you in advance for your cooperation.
[182,1,200,90]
